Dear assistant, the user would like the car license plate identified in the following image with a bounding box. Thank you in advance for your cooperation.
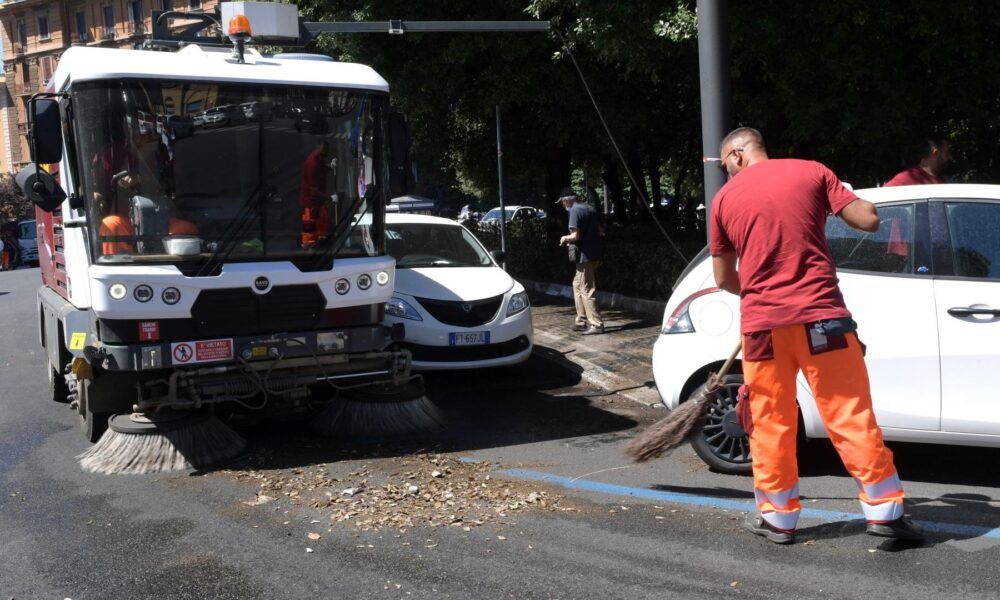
[449,331,490,346]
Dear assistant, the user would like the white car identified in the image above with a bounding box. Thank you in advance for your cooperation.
[480,205,543,224]
[653,184,1000,474]
[383,214,533,371]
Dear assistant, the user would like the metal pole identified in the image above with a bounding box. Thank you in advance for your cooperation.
[697,0,733,240]
[496,106,508,270]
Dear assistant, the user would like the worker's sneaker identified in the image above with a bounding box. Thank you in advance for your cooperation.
[572,322,588,332]
[581,324,605,336]
[866,516,925,541]
[744,514,795,545]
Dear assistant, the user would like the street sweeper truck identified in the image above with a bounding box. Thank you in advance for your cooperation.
[17,5,440,474]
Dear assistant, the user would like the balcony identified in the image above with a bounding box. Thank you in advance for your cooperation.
[101,28,116,41]
[12,44,25,56]
[129,21,146,36]
[71,32,90,45]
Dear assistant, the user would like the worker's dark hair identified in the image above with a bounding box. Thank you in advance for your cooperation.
[719,127,766,156]
[907,133,950,164]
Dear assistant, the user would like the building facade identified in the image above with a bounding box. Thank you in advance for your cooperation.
[0,0,218,172]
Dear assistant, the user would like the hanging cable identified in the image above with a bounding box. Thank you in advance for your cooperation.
[554,29,691,264]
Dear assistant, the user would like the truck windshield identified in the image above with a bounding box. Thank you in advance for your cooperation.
[72,80,385,270]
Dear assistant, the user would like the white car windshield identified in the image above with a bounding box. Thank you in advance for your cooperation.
[483,208,515,221]
[386,223,492,268]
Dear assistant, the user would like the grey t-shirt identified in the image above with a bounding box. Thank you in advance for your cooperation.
[568,202,603,263]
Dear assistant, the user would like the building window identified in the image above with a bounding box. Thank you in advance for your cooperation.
[75,10,88,41]
[188,0,200,10]
[129,0,142,23]
[17,21,27,47]
[162,0,173,11]
[103,5,115,37]
[41,56,53,82]
[38,15,49,40]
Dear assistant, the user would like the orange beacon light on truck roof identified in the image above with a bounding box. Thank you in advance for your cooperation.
[228,14,252,39]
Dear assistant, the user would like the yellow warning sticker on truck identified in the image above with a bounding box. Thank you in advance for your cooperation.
[69,332,86,350]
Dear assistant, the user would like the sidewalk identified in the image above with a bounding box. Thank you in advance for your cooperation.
[529,293,664,407]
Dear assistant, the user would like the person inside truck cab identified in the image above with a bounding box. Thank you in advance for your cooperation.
[299,140,335,248]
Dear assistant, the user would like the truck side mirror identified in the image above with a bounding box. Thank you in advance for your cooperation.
[16,165,66,212]
[30,97,63,164]
[15,96,66,212]
[388,109,412,197]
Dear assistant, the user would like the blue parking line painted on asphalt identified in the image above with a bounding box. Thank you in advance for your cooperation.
[500,468,1000,540]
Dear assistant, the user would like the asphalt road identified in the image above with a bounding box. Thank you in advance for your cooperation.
[2,267,1000,599]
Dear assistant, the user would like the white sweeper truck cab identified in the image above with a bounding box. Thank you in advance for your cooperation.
[17,4,437,474]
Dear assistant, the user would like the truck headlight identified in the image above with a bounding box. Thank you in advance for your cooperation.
[506,291,529,316]
[386,297,422,321]
[108,282,127,300]
[376,271,390,286]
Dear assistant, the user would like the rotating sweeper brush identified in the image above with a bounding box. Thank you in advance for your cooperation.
[78,411,247,475]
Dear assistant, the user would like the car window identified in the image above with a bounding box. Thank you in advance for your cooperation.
[825,203,915,274]
[944,201,1000,279]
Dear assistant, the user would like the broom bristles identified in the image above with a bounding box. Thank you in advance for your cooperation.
[625,376,723,463]
[309,394,445,439]
[78,415,246,475]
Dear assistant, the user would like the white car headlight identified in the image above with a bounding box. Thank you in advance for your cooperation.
[506,291,529,316]
[386,297,422,321]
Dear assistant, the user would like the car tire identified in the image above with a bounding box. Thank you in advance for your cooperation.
[689,374,753,475]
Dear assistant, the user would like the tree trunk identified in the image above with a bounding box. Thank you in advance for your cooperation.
[545,145,572,240]
[647,150,662,220]
[602,156,626,224]
[626,141,648,220]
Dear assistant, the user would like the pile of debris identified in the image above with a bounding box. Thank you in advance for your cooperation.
[230,453,573,532]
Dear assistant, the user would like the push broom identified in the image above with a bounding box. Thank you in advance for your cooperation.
[626,342,742,463]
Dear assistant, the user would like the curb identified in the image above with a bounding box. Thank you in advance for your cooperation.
[519,280,667,317]
[532,329,663,408]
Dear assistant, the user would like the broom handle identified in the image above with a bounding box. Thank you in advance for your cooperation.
[709,341,743,387]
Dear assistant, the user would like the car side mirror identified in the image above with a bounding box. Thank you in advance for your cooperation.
[491,250,507,264]
[388,109,412,196]
[29,97,63,165]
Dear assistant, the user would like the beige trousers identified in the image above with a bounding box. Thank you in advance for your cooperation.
[573,261,603,327]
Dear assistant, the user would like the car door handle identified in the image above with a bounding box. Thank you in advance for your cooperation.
[948,306,1000,318]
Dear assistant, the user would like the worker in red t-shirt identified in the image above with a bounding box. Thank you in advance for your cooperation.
[884,135,952,186]
[710,127,924,545]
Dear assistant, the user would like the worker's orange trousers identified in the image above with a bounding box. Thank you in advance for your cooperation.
[742,324,904,532]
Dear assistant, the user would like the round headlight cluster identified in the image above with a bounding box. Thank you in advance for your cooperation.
[335,278,351,295]
[375,271,390,286]
[357,273,372,290]
[108,283,182,305]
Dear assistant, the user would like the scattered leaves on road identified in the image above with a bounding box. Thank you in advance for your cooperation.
[228,453,571,533]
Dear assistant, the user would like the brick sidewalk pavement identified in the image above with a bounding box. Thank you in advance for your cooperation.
[529,294,664,406]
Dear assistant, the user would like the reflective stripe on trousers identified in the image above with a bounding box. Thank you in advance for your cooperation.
[742,324,904,530]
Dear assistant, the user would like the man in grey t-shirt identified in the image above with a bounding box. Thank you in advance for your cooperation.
[557,187,604,335]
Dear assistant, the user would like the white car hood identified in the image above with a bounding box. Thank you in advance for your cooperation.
[395,266,514,301]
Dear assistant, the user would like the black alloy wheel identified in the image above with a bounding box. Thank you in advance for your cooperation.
[690,374,753,475]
